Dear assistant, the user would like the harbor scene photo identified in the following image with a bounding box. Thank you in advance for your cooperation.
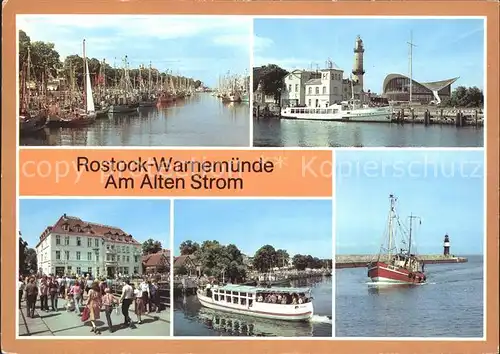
[253,18,484,148]
[18,15,251,147]
[172,199,333,337]
[18,199,171,337]
[334,150,484,337]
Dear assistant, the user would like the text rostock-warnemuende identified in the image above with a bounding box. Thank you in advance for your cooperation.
[76,156,275,190]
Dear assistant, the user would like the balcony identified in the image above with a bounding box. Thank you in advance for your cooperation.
[105,260,118,266]
[105,249,117,254]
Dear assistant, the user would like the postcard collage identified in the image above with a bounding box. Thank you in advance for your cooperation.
[15,13,487,343]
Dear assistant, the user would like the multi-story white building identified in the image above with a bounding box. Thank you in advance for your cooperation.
[282,69,319,107]
[304,64,345,108]
[36,214,143,278]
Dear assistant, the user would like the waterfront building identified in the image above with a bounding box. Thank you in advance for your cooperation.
[253,81,276,106]
[282,69,319,106]
[174,254,201,276]
[35,214,143,278]
[382,74,458,104]
[304,60,345,107]
[142,249,171,274]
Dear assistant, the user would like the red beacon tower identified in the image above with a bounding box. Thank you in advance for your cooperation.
[443,234,450,256]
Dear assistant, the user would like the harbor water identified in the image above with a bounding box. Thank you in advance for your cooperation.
[21,93,250,147]
[335,255,484,337]
[253,118,484,147]
[174,277,332,337]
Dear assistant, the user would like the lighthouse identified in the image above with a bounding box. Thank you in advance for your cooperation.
[443,234,450,256]
[352,35,365,96]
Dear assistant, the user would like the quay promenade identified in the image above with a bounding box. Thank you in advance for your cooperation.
[18,300,170,337]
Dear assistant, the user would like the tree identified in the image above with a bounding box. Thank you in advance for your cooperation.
[25,248,38,274]
[292,254,308,271]
[194,240,246,282]
[442,86,484,108]
[19,237,28,275]
[142,239,162,255]
[253,64,288,101]
[276,249,290,267]
[176,265,188,276]
[252,245,277,273]
[194,80,202,88]
[179,240,200,255]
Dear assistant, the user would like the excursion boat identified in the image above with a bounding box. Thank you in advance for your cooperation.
[281,100,392,122]
[367,194,427,285]
[197,284,314,321]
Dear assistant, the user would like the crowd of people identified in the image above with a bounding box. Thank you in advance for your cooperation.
[18,274,164,335]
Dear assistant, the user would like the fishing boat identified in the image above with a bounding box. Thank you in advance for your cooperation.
[197,284,314,321]
[367,194,427,284]
[59,39,96,127]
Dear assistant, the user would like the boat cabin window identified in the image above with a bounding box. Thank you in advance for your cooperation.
[255,291,310,305]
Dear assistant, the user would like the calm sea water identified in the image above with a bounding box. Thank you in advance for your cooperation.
[335,255,484,337]
[253,118,484,147]
[21,93,250,147]
[174,277,333,337]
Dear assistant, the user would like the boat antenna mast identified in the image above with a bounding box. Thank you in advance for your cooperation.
[407,31,417,104]
[387,194,398,260]
[407,214,422,257]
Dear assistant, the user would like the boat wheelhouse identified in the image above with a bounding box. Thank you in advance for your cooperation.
[197,284,314,322]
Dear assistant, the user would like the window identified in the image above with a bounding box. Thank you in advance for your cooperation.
[127,247,130,253]
[322,86,326,94]
[56,251,61,260]
[295,84,298,92]
[96,254,99,262]
[67,266,72,273]
[76,251,81,260]
[288,84,291,91]
[87,252,92,261]
[122,246,125,253]
[65,236,69,245]
[88,238,92,247]
[117,255,121,262]
[127,256,130,262]
[134,255,139,263]
[94,239,99,247]
[65,251,70,260]
[315,87,319,94]
[308,99,311,106]
[76,267,81,274]
[88,267,92,274]
[123,267,129,275]
[96,267,100,275]
[308,87,312,94]
[134,267,139,274]
[77,237,81,246]
[56,235,61,245]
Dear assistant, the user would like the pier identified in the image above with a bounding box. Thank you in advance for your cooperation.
[335,254,468,269]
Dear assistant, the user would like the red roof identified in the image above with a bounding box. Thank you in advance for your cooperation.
[142,249,170,267]
[37,214,140,247]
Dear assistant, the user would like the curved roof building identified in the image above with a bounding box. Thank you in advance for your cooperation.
[382,74,459,104]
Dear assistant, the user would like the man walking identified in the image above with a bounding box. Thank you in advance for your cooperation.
[119,279,134,327]
[25,277,38,318]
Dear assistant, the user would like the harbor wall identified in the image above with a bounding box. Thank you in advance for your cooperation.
[335,254,468,269]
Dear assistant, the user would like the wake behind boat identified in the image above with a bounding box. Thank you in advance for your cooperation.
[367,194,427,285]
[197,284,314,322]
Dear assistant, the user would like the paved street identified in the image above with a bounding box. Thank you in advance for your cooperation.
[18,299,170,337]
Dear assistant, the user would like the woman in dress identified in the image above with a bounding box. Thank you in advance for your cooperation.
[86,281,103,334]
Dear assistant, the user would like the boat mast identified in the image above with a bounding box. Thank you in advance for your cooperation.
[387,194,397,260]
[407,31,416,104]
[407,214,421,257]
[83,39,87,109]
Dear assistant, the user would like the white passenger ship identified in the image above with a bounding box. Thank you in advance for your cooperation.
[281,100,392,122]
[197,284,314,321]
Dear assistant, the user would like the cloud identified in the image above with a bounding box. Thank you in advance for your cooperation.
[253,35,274,52]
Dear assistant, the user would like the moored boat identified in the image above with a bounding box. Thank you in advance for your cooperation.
[197,284,314,321]
[367,194,427,285]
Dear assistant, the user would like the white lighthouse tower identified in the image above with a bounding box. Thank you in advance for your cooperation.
[443,234,450,257]
[352,35,365,97]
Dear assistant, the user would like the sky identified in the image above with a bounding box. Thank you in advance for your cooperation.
[335,150,484,255]
[19,199,171,249]
[17,15,251,88]
[173,199,333,258]
[254,18,485,93]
